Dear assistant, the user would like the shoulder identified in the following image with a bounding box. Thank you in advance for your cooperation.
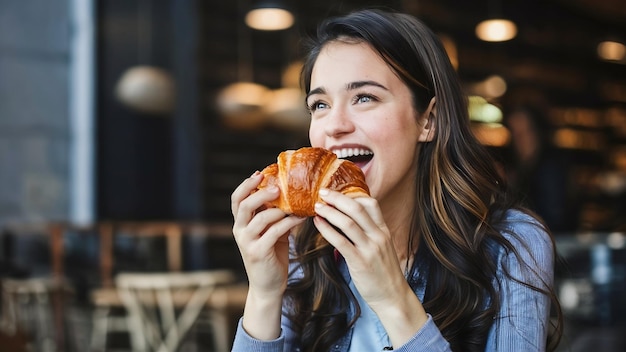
[494,209,555,285]
[498,209,552,249]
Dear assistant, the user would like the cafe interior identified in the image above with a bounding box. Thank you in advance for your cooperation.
[0,0,625,351]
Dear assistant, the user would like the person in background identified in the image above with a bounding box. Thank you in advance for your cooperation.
[504,105,574,233]
[230,9,563,351]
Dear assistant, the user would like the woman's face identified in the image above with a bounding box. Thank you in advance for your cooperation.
[307,40,431,205]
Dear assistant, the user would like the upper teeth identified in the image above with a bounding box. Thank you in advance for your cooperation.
[333,148,373,159]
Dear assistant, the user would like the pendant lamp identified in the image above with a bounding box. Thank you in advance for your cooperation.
[216,0,271,129]
[115,0,175,115]
[245,1,294,31]
[475,19,517,42]
[597,40,626,63]
[475,0,517,42]
[116,66,175,115]
[265,61,309,131]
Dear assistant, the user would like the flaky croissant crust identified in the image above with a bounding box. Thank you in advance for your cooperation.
[256,147,370,217]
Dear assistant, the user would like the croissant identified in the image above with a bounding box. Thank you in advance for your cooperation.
[256,147,370,217]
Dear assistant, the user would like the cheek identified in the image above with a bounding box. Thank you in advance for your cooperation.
[382,107,420,132]
[376,119,420,146]
[308,123,323,147]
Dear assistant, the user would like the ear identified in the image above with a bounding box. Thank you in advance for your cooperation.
[418,97,436,142]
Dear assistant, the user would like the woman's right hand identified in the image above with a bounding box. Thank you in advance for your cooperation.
[231,171,305,339]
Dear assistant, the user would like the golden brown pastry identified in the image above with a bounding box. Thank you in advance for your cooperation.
[256,147,370,217]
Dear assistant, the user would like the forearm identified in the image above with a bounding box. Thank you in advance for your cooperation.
[241,289,283,340]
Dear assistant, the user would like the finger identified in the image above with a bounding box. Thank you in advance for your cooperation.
[233,208,283,246]
[354,197,387,230]
[255,215,306,252]
[263,215,306,242]
[314,201,368,245]
[313,215,357,257]
[245,208,289,238]
[318,189,381,235]
[234,185,280,228]
[231,171,262,216]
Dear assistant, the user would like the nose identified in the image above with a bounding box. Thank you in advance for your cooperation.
[324,107,355,137]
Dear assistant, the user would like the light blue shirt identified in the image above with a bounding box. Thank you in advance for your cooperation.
[231,210,554,351]
[347,278,392,351]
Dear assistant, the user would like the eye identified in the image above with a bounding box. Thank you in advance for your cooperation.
[307,100,328,112]
[353,94,376,104]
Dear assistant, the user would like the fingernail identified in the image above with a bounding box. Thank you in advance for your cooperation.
[251,170,261,177]
[319,188,329,197]
[267,185,279,193]
[315,202,323,210]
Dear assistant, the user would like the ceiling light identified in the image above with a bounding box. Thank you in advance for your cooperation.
[245,2,294,31]
[281,61,303,88]
[471,123,510,147]
[475,19,517,42]
[470,75,508,98]
[597,40,626,62]
[264,88,309,131]
[468,96,503,123]
[115,66,176,115]
[482,75,507,97]
[115,0,176,115]
[216,82,270,129]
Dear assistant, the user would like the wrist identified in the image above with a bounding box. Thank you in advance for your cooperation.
[242,288,284,340]
[372,286,428,348]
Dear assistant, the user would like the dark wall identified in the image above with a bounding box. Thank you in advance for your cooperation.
[97,0,175,220]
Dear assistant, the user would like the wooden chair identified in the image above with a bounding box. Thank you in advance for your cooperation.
[90,269,246,352]
[97,221,185,289]
[89,221,246,351]
[0,277,72,352]
[0,222,91,351]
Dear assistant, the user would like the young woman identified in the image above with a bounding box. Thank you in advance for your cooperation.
[230,9,562,352]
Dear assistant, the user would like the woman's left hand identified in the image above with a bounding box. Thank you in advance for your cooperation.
[313,188,428,348]
[312,189,406,307]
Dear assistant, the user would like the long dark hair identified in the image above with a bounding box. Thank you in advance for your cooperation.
[286,8,562,351]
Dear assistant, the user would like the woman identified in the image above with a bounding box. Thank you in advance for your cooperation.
[230,8,562,351]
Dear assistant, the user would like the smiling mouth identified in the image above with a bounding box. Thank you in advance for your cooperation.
[333,148,374,169]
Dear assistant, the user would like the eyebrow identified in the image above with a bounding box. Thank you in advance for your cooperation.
[306,87,326,102]
[306,80,388,101]
[346,80,388,91]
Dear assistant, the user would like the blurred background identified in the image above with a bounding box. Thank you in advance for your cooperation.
[0,0,625,351]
